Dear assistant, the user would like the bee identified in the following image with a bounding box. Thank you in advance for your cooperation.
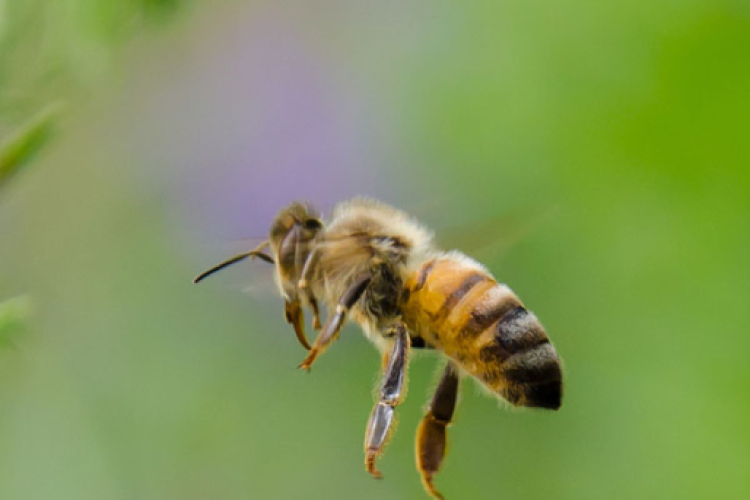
[194,198,563,499]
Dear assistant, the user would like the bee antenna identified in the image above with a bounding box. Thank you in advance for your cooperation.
[193,242,274,284]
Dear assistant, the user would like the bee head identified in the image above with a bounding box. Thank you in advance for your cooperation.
[269,202,324,297]
[193,202,323,286]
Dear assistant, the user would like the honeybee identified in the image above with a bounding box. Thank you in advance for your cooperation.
[194,198,563,499]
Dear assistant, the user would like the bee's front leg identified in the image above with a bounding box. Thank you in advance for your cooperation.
[284,300,310,350]
[364,322,411,478]
[298,247,322,330]
[416,363,459,500]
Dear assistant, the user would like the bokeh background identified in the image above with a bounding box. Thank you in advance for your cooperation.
[1,1,749,499]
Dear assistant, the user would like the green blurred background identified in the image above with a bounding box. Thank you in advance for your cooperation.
[1,1,748,499]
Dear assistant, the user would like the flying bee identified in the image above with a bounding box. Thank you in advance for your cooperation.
[194,198,563,499]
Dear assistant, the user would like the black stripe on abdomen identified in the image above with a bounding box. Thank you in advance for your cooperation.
[437,272,489,320]
[476,305,545,362]
[478,307,562,409]
[461,287,523,341]
[495,306,549,353]
[502,343,560,384]
[414,260,436,291]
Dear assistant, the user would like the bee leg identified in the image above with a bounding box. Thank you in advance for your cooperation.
[416,363,460,500]
[284,300,310,350]
[298,272,372,370]
[307,297,322,330]
[364,322,410,479]
[298,247,322,330]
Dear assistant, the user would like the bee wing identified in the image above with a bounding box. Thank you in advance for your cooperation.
[435,205,559,259]
[239,272,278,299]
[209,264,277,299]
[303,203,557,261]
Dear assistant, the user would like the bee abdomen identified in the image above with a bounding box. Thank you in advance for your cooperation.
[478,306,563,410]
[404,259,563,409]
[495,306,548,353]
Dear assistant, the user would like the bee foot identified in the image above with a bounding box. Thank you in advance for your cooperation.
[365,452,384,479]
[298,349,318,371]
[420,474,445,500]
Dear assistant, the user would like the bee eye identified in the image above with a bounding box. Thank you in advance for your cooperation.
[304,219,322,230]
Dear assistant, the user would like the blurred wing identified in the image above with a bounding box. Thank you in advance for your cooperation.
[239,271,278,299]
[436,205,558,259]
[210,202,556,279]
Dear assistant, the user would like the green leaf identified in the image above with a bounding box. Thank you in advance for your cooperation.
[0,102,64,188]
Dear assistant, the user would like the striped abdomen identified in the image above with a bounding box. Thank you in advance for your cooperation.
[403,257,563,409]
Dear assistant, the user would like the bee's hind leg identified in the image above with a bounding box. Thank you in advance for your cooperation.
[415,363,460,500]
[364,322,411,478]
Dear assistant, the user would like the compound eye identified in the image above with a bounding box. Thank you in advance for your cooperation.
[304,219,323,230]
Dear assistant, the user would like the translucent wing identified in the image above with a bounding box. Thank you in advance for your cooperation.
[193,202,556,289]
[435,205,558,259]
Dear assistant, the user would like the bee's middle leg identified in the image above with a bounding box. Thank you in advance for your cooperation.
[364,322,411,478]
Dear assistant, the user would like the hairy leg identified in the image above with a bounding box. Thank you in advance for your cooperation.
[416,363,459,500]
[298,272,372,370]
[364,322,411,478]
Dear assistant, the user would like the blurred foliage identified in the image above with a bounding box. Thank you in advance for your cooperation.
[0,296,31,349]
[0,1,748,500]
[0,0,188,171]
[0,102,62,188]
